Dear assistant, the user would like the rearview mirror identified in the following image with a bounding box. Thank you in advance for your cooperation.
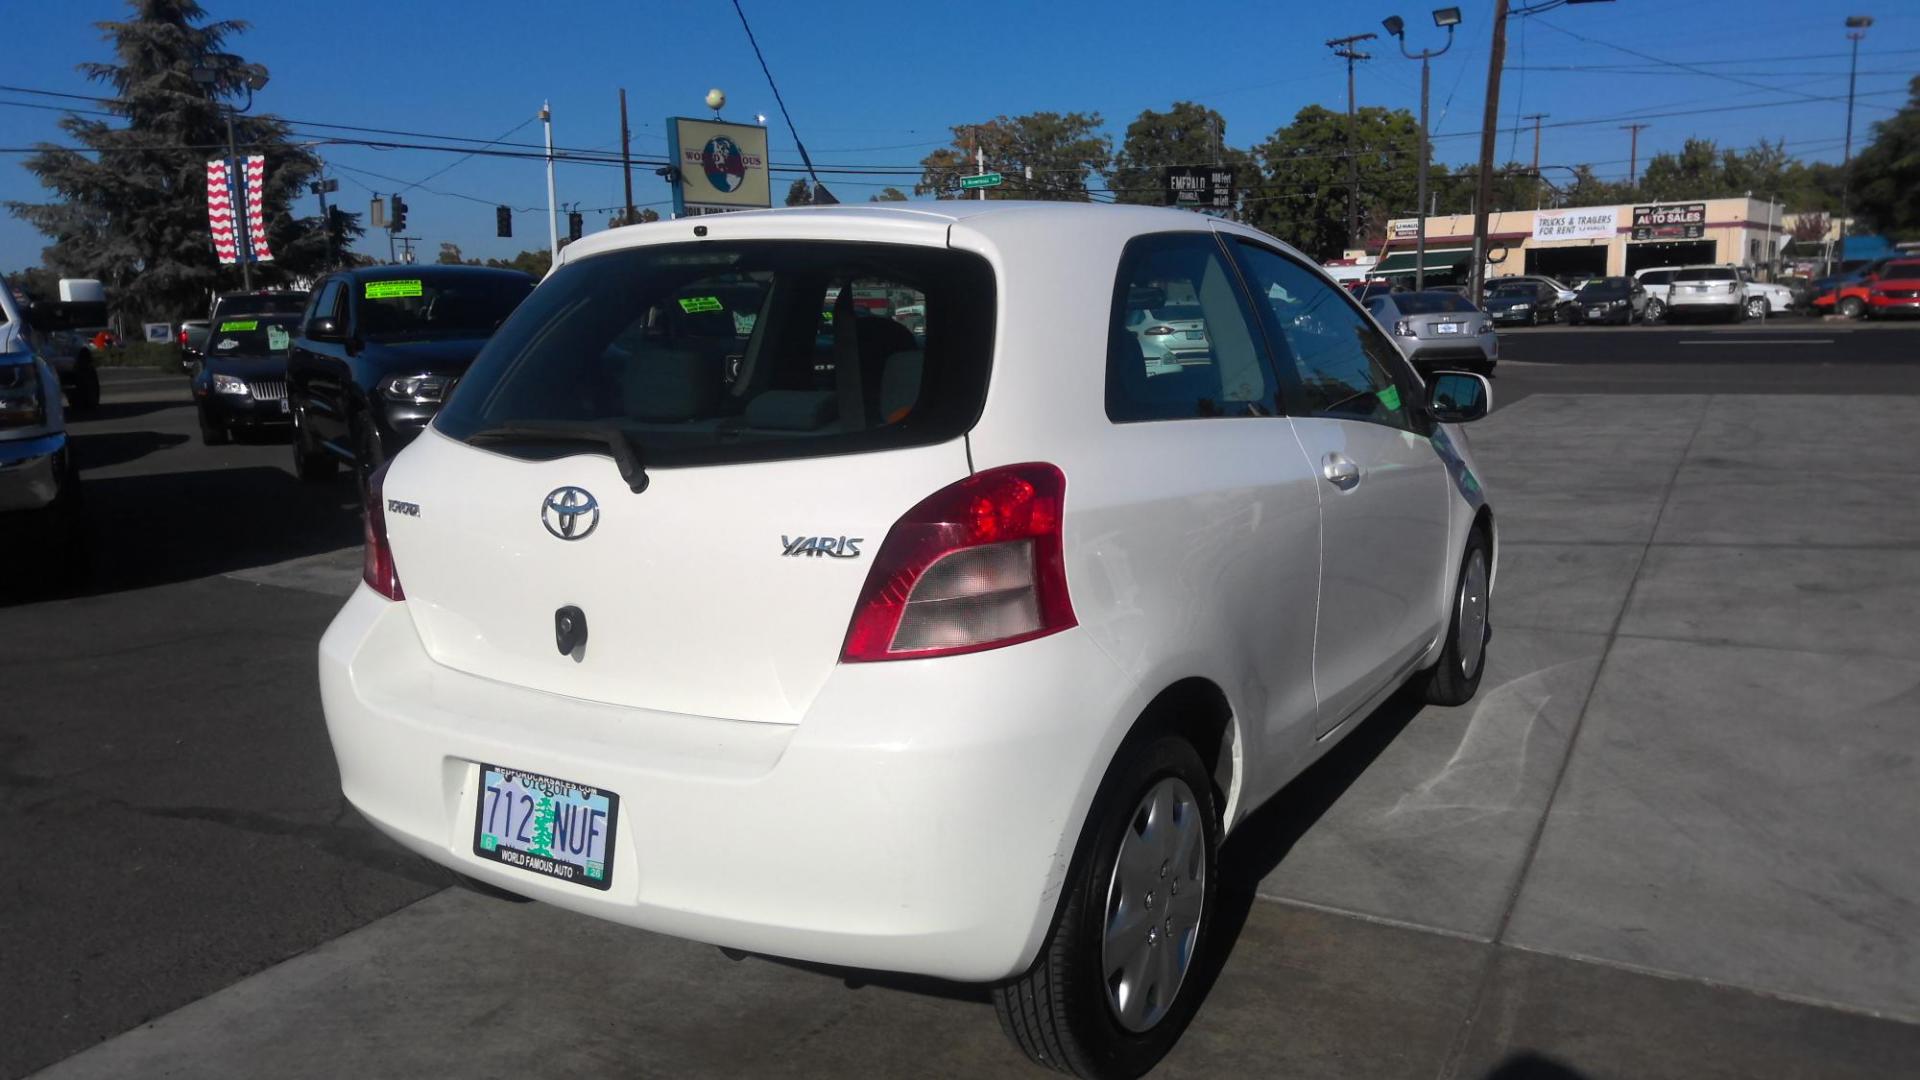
[1428,371,1492,423]
[306,316,346,342]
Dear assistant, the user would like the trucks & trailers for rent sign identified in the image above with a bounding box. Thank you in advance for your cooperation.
[1533,208,1619,242]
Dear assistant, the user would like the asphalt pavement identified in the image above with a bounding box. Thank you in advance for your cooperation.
[7,339,1920,1079]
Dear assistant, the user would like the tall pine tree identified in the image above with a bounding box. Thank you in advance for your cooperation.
[8,1,358,322]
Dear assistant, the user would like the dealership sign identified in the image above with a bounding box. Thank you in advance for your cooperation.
[1632,202,1707,241]
[1533,208,1619,242]
[667,117,772,215]
[1164,166,1235,210]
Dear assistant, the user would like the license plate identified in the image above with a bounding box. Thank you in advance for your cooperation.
[473,764,619,890]
[279,399,290,414]
[1589,308,1605,318]
[1435,323,1459,334]
[1184,330,1205,340]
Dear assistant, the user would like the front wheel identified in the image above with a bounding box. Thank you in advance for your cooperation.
[1645,298,1666,323]
[1418,528,1491,707]
[1745,297,1767,320]
[68,360,101,413]
[290,404,338,483]
[994,735,1219,1079]
[198,407,230,446]
[1839,296,1867,320]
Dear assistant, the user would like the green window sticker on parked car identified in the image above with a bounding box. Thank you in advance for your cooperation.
[365,280,424,299]
[678,295,723,313]
[1377,385,1402,412]
[219,320,257,332]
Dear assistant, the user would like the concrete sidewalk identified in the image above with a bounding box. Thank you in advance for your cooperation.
[35,395,1920,1078]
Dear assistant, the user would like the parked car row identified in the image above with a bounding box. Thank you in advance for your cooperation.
[1810,256,1920,319]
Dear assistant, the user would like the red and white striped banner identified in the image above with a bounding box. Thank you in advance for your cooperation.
[206,155,274,265]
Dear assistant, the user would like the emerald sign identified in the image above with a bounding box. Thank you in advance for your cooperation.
[960,172,1004,190]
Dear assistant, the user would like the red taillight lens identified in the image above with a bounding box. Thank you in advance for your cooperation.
[841,463,1074,662]
[361,460,405,600]
[177,329,188,346]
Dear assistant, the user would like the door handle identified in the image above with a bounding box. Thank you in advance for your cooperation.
[1322,452,1361,490]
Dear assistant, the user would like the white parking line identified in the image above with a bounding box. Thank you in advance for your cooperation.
[1677,339,1835,345]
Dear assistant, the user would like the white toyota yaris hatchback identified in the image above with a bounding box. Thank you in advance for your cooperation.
[320,201,1496,1078]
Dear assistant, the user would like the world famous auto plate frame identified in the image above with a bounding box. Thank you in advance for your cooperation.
[472,764,620,891]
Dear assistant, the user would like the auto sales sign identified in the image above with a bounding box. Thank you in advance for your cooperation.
[1532,208,1619,242]
[1631,202,1707,240]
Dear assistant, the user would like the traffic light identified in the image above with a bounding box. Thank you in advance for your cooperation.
[389,195,408,233]
[496,205,512,238]
[567,211,583,242]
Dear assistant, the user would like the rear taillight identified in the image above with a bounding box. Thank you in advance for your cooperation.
[177,329,188,347]
[1144,326,1176,336]
[1393,319,1415,336]
[361,460,405,600]
[841,463,1075,662]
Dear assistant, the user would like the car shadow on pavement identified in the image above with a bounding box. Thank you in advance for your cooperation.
[69,397,184,424]
[68,428,191,472]
[1481,1052,1591,1079]
[52,464,362,600]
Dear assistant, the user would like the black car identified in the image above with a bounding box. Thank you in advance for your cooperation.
[191,312,301,444]
[1483,281,1559,326]
[288,265,536,488]
[1569,276,1649,325]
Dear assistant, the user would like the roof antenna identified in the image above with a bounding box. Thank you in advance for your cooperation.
[730,0,835,204]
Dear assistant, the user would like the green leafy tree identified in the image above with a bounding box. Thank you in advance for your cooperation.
[483,248,552,277]
[1849,75,1920,240]
[436,242,463,265]
[869,187,908,202]
[784,178,814,206]
[916,113,1110,201]
[1109,102,1257,208]
[7,1,357,322]
[1250,104,1421,259]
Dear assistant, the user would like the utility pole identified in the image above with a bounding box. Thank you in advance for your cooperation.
[1837,15,1873,272]
[309,177,339,269]
[1620,123,1650,184]
[1326,33,1377,253]
[1524,113,1547,174]
[542,101,558,262]
[618,89,636,224]
[1468,0,1508,306]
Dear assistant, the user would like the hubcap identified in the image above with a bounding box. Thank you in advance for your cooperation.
[1101,776,1206,1033]
[1456,548,1490,678]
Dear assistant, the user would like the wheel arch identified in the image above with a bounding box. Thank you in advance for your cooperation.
[1121,676,1240,829]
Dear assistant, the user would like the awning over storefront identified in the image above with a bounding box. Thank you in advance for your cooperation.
[1372,248,1472,276]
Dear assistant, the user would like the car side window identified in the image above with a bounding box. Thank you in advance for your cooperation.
[1229,240,1418,431]
[307,280,343,330]
[1105,233,1278,423]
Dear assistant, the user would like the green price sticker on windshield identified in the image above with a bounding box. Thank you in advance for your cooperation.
[365,279,424,299]
[678,295,722,313]
[218,320,258,332]
[1377,386,1402,412]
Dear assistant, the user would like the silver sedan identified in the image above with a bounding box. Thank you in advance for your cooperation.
[1364,291,1498,376]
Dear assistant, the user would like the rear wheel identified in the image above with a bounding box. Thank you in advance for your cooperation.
[1839,296,1867,320]
[1745,297,1767,320]
[994,735,1218,1079]
[67,358,101,413]
[1645,298,1665,323]
[1418,528,1491,707]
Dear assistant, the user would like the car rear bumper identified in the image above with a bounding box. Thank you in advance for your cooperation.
[1665,295,1741,314]
[1406,339,1497,369]
[0,433,66,512]
[320,584,1135,983]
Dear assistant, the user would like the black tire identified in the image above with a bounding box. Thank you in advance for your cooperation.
[1645,298,1665,323]
[1745,297,1767,320]
[1418,528,1491,707]
[290,404,338,483]
[68,359,101,413]
[199,407,230,446]
[1839,296,1866,320]
[994,735,1219,1080]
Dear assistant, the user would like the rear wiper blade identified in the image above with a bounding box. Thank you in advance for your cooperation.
[466,420,649,493]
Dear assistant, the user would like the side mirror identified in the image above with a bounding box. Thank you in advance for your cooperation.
[306,316,346,342]
[1428,371,1492,423]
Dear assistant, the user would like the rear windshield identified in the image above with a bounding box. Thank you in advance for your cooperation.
[1579,277,1632,294]
[434,241,995,468]
[1393,292,1476,315]
[1674,268,1737,282]
[356,274,533,340]
[214,293,308,318]
[206,314,300,356]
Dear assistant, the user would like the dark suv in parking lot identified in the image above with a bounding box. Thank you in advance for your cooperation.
[287,265,536,489]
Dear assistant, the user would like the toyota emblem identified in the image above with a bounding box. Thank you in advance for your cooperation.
[541,486,600,540]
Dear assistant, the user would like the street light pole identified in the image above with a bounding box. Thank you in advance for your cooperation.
[1384,9,1459,292]
[542,102,558,263]
[1837,16,1872,273]
[193,62,270,291]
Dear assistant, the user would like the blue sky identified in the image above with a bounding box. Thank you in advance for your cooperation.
[1,0,1915,273]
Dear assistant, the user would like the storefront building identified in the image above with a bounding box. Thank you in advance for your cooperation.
[1376,196,1790,284]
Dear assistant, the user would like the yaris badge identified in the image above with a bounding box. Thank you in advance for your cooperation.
[542,487,600,540]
